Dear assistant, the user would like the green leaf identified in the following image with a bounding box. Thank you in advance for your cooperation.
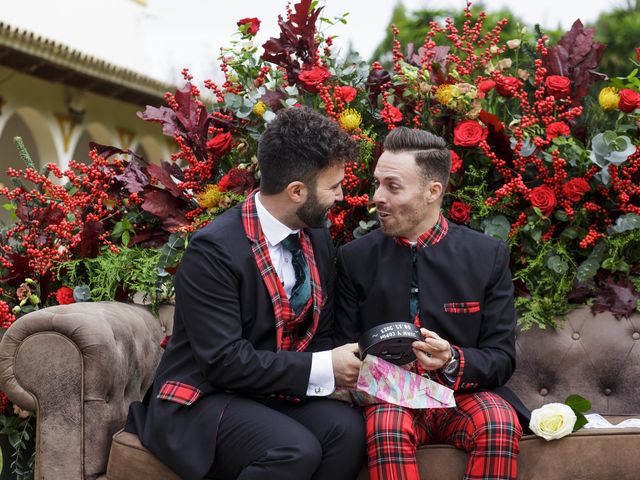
[481,215,510,241]
[531,229,542,243]
[573,412,588,432]
[576,258,600,284]
[546,255,569,274]
[565,394,591,413]
[612,213,640,234]
[560,227,578,240]
[554,210,568,222]
[121,230,131,247]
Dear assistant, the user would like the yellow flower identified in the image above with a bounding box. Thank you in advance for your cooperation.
[599,87,620,111]
[338,108,362,132]
[196,185,223,210]
[252,101,267,117]
[435,84,455,106]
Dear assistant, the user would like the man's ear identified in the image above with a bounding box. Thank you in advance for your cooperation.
[426,181,444,204]
[285,181,308,205]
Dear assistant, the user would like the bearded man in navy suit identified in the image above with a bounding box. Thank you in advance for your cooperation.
[126,107,365,479]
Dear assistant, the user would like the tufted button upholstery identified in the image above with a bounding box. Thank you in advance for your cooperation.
[507,306,640,413]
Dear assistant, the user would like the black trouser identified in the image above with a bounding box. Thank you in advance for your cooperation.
[207,396,366,480]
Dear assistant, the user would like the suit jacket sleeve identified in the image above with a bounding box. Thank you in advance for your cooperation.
[456,240,517,389]
[174,234,312,398]
[333,246,362,346]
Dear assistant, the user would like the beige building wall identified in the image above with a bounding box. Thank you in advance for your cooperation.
[0,65,172,224]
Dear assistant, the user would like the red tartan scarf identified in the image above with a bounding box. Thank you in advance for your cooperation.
[242,191,324,352]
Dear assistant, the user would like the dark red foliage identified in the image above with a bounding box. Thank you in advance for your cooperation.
[261,0,322,88]
[543,20,606,102]
[591,273,640,319]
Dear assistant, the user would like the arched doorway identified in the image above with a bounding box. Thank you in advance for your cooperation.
[0,112,45,225]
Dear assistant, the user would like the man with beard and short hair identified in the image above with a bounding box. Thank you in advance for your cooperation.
[126,107,365,480]
[334,127,529,480]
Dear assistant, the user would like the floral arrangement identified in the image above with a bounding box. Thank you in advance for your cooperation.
[2,0,640,331]
[1,1,640,471]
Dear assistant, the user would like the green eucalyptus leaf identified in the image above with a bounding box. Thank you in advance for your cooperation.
[576,258,600,284]
[546,255,569,274]
[554,210,568,222]
[480,215,510,241]
[611,213,640,233]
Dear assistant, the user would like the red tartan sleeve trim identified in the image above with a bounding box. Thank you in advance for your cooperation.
[450,345,465,390]
[157,381,202,406]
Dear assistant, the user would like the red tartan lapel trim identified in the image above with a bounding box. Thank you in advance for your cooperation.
[241,192,323,352]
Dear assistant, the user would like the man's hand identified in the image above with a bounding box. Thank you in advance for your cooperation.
[412,328,451,371]
[331,343,362,388]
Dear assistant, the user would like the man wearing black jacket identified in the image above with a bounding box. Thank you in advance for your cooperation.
[126,107,365,480]
[334,127,528,480]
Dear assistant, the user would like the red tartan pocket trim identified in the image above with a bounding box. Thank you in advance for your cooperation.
[157,381,202,406]
[443,302,480,314]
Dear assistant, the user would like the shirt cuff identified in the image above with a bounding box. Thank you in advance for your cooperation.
[307,350,335,396]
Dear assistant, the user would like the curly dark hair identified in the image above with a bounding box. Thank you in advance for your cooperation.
[383,127,451,188]
[258,107,359,194]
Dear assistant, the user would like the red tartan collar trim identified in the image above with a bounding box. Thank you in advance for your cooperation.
[394,212,448,248]
[242,191,262,243]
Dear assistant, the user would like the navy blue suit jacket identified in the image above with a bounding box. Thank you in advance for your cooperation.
[334,222,530,425]
[126,203,336,479]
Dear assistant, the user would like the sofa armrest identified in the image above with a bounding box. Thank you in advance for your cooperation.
[0,301,171,480]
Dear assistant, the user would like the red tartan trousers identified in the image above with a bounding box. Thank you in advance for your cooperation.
[364,391,522,480]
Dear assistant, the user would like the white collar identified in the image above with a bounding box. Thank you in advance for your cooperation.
[255,192,299,247]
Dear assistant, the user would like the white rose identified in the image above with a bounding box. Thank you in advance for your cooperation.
[506,39,521,49]
[529,403,576,441]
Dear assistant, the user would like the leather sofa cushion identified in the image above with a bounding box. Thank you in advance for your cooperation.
[109,416,640,480]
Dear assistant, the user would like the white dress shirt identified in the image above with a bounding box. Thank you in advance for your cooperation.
[255,193,335,396]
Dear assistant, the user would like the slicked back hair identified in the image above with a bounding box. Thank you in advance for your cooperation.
[258,107,359,194]
[383,127,451,189]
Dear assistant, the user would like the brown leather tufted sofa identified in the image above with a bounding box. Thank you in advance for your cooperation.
[0,301,639,479]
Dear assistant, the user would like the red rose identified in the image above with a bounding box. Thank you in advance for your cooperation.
[546,121,571,140]
[495,76,522,97]
[450,150,462,173]
[637,47,640,62]
[218,167,256,194]
[545,75,571,99]
[478,80,496,94]
[448,201,471,224]
[336,86,357,103]
[618,89,640,113]
[55,286,75,305]
[562,178,590,202]
[206,132,233,157]
[298,66,331,93]
[237,17,261,36]
[453,120,488,147]
[530,185,557,216]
